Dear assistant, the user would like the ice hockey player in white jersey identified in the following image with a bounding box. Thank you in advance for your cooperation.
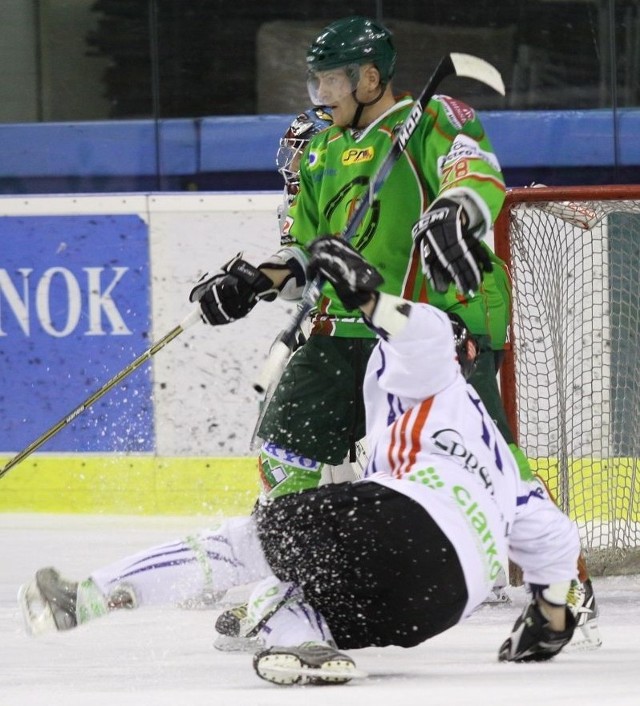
[19,236,586,685]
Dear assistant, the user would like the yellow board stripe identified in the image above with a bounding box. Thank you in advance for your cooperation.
[532,457,640,522]
[0,456,258,516]
[2,455,638,522]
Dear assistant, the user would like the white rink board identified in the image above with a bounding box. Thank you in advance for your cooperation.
[146,193,293,456]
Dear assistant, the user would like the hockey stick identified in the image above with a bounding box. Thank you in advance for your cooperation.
[0,308,203,480]
[253,53,505,393]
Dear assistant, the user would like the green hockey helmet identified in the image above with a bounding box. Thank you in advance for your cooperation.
[307,16,396,84]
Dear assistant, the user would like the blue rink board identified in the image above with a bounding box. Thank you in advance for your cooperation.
[0,214,154,453]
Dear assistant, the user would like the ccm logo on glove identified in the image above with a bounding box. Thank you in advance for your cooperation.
[412,197,492,294]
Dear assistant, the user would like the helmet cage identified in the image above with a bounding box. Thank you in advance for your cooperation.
[276,107,333,196]
[276,135,307,195]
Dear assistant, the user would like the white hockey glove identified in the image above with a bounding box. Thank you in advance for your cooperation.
[307,236,384,310]
[412,197,493,294]
[189,253,278,325]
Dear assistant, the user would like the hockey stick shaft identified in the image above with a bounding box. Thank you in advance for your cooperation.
[0,307,203,480]
[253,53,504,393]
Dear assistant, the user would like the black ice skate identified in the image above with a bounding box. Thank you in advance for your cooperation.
[213,602,262,653]
[499,600,576,662]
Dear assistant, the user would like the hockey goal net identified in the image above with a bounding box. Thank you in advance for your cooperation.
[495,184,640,576]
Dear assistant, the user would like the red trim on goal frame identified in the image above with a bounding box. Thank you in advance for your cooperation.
[493,183,640,445]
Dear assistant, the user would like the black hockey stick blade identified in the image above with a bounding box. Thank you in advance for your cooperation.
[252,53,504,394]
[0,307,203,480]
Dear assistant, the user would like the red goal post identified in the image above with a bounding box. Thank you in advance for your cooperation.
[494,184,640,575]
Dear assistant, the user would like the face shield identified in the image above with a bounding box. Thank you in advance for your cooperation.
[306,64,361,106]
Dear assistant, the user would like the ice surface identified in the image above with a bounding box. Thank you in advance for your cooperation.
[2,513,638,706]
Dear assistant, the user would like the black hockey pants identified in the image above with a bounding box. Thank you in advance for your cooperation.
[256,481,468,650]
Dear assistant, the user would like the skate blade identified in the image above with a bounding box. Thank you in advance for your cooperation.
[262,663,367,681]
[482,589,512,605]
[256,654,366,685]
[213,635,262,653]
[17,580,57,636]
[566,622,603,652]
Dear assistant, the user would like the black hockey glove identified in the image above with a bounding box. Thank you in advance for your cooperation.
[189,253,277,325]
[307,236,384,310]
[412,197,493,294]
[498,600,576,663]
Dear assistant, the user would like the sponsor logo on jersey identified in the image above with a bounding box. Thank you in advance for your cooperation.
[453,484,503,580]
[431,428,495,494]
[311,169,337,183]
[436,134,501,175]
[308,149,327,170]
[341,146,375,165]
[440,96,476,130]
[407,466,445,490]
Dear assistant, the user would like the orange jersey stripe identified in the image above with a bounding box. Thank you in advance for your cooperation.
[388,396,434,477]
[394,410,413,477]
[405,397,434,474]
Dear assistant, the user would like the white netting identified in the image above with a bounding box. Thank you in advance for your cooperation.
[503,189,640,574]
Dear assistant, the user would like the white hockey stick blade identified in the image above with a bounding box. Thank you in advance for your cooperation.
[449,53,505,95]
[18,580,58,637]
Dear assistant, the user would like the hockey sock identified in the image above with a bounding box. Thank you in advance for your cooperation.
[75,579,109,625]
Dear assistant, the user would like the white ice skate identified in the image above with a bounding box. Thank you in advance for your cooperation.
[18,567,79,635]
[18,566,136,636]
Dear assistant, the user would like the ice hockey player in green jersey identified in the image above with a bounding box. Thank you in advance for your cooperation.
[190,15,517,494]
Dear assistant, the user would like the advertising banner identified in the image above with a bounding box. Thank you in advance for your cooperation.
[0,212,153,452]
